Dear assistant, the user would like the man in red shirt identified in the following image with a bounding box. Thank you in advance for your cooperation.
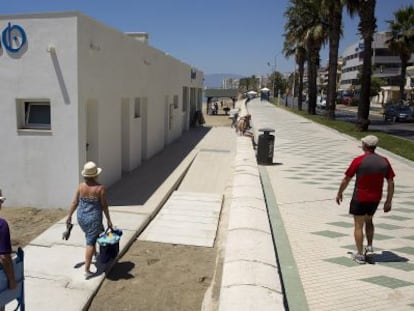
[336,135,395,264]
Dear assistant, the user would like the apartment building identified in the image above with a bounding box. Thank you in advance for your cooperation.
[339,31,414,104]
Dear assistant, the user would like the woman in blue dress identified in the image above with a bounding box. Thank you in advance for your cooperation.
[66,162,113,278]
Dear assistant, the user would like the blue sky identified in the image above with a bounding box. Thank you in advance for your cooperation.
[1,0,413,76]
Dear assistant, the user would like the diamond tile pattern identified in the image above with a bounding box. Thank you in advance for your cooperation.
[324,256,360,267]
[375,223,403,230]
[360,276,414,289]
[392,247,414,255]
[374,233,394,240]
[396,207,414,213]
[327,221,354,228]
[378,262,414,272]
[386,215,411,221]
[311,230,348,238]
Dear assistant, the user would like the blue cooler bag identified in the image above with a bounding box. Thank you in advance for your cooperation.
[97,228,122,264]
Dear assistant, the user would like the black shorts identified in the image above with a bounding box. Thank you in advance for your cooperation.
[349,200,379,216]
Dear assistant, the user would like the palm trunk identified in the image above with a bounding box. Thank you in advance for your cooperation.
[399,57,408,103]
[307,47,319,115]
[294,71,299,97]
[298,60,305,111]
[357,36,372,131]
[327,6,342,120]
[356,0,376,131]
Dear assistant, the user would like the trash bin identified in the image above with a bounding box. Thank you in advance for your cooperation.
[257,128,275,165]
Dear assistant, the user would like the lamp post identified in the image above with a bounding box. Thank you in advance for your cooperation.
[273,52,282,104]
[268,52,282,103]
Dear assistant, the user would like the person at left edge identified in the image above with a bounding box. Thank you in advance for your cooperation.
[0,191,17,311]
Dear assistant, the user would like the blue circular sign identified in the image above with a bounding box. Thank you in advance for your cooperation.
[2,22,27,53]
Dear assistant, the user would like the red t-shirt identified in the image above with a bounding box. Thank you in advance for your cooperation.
[345,151,395,202]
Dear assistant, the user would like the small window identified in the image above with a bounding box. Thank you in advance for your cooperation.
[182,87,188,112]
[25,102,51,129]
[134,97,141,118]
[173,95,179,109]
[18,101,51,130]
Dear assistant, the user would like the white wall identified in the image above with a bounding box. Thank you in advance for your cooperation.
[0,12,203,208]
[0,13,80,208]
[77,13,203,187]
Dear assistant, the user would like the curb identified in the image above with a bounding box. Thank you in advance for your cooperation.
[218,137,285,311]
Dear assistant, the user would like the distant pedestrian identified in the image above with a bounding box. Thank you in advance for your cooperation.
[229,109,239,128]
[336,135,395,264]
[210,102,216,115]
[0,190,17,311]
[66,162,113,279]
[236,114,251,135]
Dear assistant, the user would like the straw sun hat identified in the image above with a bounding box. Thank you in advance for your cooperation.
[81,161,102,178]
[0,189,5,203]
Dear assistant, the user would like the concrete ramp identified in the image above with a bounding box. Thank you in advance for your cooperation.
[139,191,223,247]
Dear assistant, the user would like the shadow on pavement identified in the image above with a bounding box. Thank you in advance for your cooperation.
[374,250,409,263]
[107,126,211,206]
[106,261,135,281]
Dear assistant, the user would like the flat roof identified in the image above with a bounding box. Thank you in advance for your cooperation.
[204,88,238,98]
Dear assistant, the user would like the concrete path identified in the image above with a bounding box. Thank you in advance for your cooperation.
[247,98,414,311]
[139,191,223,247]
[5,125,237,311]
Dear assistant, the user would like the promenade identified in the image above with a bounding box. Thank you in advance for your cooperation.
[3,98,414,310]
[248,98,414,310]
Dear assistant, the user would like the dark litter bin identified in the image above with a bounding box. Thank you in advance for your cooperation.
[257,128,275,165]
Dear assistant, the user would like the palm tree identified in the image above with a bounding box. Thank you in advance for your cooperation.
[284,1,307,111]
[283,38,307,111]
[284,0,327,115]
[322,0,343,119]
[345,0,377,131]
[386,5,414,104]
[294,46,307,111]
[302,0,328,115]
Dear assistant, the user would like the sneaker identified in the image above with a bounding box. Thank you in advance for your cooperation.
[365,246,374,254]
[352,253,366,264]
[365,246,375,264]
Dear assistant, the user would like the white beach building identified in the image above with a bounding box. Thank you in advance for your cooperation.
[0,12,203,208]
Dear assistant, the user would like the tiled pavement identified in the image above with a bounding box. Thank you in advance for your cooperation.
[247,99,414,310]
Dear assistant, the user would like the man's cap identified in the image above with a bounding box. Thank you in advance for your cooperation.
[361,135,379,147]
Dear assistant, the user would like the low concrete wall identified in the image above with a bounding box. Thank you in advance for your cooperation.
[218,137,285,311]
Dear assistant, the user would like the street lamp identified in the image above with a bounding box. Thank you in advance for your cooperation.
[271,52,282,103]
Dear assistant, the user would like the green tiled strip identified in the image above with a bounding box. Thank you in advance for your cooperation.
[361,276,414,288]
[259,166,309,311]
